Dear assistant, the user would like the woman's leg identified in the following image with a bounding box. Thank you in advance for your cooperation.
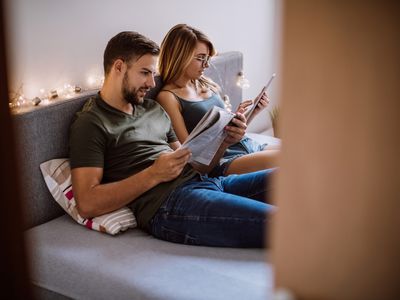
[225,149,280,175]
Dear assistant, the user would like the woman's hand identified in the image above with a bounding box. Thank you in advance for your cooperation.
[236,99,253,115]
[252,91,270,115]
[223,112,247,146]
[236,92,270,124]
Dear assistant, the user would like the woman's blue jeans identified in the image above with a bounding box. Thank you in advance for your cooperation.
[150,169,276,248]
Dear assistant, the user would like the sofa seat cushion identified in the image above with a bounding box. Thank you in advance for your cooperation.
[26,215,272,300]
[246,133,281,149]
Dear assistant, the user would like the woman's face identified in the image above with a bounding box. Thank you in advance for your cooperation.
[184,42,210,80]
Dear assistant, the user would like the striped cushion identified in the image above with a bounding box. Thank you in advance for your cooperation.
[40,158,137,235]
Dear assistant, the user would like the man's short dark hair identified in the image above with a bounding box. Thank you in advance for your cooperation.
[103,31,160,75]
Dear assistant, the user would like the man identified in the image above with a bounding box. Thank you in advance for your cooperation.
[69,31,275,247]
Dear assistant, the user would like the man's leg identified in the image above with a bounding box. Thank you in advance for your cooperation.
[150,171,276,247]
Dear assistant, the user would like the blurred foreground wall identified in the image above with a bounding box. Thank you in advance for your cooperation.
[271,1,400,299]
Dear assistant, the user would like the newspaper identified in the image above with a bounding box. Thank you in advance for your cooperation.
[180,106,235,165]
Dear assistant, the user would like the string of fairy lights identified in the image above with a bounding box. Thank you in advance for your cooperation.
[8,67,250,114]
[8,73,105,114]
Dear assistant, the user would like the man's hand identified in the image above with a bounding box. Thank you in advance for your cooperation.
[224,112,247,146]
[149,148,191,182]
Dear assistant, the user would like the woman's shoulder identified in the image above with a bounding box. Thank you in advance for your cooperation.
[156,88,182,111]
[157,87,179,101]
[159,82,178,93]
[157,83,180,97]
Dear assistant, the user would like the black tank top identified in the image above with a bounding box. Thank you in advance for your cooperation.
[162,90,225,133]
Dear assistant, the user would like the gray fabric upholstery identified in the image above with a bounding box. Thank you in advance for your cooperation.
[32,285,73,300]
[27,215,271,300]
[15,51,272,299]
[14,93,93,229]
[204,51,243,109]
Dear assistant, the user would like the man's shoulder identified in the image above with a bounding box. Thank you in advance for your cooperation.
[141,98,169,116]
[80,96,98,113]
[143,98,160,109]
[78,96,106,117]
[71,97,104,128]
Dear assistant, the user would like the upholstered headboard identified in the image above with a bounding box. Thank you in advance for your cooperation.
[12,51,243,229]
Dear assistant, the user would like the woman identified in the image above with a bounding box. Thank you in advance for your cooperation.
[157,24,279,176]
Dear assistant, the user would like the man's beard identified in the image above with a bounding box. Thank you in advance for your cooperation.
[122,73,146,106]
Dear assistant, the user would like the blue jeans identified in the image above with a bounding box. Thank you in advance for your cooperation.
[209,136,267,177]
[150,169,276,248]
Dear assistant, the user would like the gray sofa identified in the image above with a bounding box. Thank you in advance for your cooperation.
[15,52,274,299]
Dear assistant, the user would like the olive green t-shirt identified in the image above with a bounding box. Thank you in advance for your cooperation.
[69,94,198,231]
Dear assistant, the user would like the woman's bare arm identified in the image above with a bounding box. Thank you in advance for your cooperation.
[156,91,190,143]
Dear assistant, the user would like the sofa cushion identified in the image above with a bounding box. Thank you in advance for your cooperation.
[26,216,272,300]
[246,133,281,148]
[40,158,136,235]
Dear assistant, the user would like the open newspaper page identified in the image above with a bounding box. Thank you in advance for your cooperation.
[180,106,235,165]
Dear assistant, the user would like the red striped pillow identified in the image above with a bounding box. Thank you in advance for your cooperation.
[40,158,136,235]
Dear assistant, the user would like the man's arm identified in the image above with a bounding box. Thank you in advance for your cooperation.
[72,148,191,218]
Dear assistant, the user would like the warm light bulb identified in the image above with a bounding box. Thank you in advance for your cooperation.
[87,76,95,86]
[17,95,27,106]
[49,90,58,99]
[61,83,75,98]
[41,99,50,105]
[63,83,71,92]
[222,95,232,112]
[236,71,250,89]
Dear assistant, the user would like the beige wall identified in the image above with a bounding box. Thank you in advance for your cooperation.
[271,1,400,299]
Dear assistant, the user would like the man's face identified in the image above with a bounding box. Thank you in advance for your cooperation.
[121,54,157,105]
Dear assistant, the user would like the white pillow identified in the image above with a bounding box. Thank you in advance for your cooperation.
[40,158,136,235]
